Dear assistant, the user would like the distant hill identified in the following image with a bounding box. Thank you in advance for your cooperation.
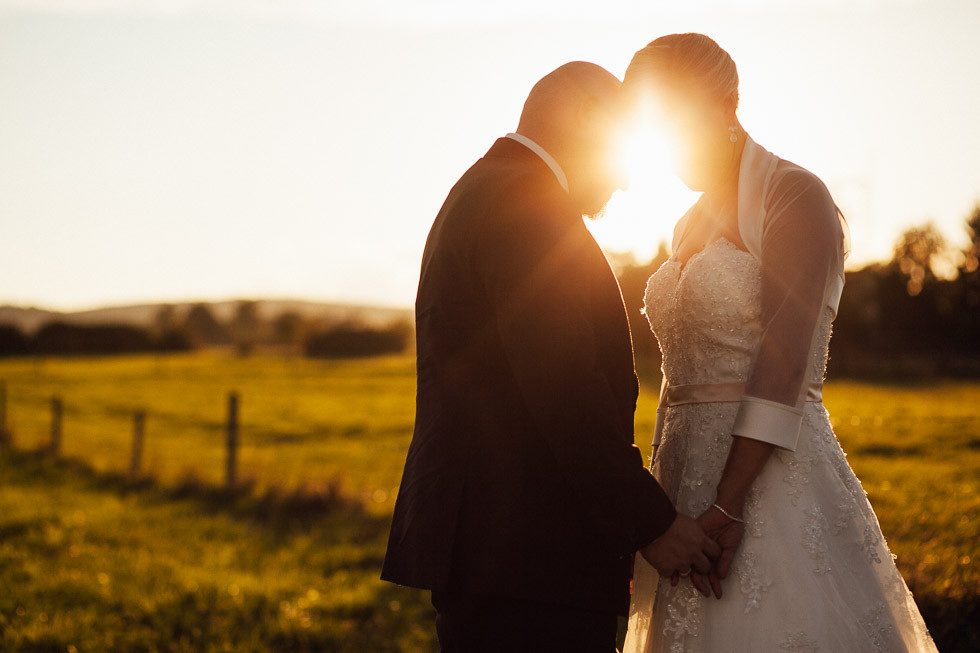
[0,299,412,335]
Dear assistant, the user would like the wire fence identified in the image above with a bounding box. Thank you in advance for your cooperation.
[0,379,243,488]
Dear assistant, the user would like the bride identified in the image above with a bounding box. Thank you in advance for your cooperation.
[621,34,938,652]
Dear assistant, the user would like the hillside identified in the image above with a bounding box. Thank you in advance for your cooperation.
[0,299,413,335]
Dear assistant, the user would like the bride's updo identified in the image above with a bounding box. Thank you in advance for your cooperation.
[624,33,739,108]
[624,34,742,191]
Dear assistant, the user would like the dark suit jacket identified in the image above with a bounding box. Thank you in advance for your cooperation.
[381,137,677,616]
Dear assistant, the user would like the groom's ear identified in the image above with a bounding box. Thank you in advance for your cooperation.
[578,95,602,130]
[578,95,620,139]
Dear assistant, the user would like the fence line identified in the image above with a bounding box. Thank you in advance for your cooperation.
[225,392,239,488]
[49,396,62,455]
[129,410,145,478]
[0,381,242,489]
[0,380,8,448]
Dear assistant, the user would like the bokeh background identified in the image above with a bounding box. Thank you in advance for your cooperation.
[1,1,978,651]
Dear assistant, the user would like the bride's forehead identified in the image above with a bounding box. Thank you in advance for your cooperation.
[629,82,721,122]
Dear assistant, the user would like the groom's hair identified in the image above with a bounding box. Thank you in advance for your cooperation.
[624,33,739,108]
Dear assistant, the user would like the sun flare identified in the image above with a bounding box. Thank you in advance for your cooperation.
[587,121,700,261]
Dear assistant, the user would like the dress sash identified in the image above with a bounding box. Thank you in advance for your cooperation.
[661,380,823,407]
[652,379,823,448]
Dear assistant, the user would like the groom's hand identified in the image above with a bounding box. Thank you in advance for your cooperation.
[639,514,720,580]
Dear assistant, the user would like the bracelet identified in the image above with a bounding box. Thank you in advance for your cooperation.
[712,502,745,524]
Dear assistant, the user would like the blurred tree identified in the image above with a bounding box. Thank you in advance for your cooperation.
[153,304,178,337]
[151,303,193,351]
[304,321,411,358]
[830,209,980,378]
[958,204,980,310]
[271,311,305,348]
[153,329,193,352]
[33,323,154,355]
[183,303,230,347]
[230,300,261,356]
[891,222,952,296]
[948,204,980,359]
[0,324,31,357]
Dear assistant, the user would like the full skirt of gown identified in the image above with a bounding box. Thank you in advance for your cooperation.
[624,239,937,653]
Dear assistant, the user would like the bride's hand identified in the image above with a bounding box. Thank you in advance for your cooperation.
[693,505,746,599]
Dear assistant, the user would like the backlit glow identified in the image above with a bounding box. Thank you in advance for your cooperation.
[588,116,700,260]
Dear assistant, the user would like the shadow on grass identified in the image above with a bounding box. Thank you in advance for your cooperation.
[249,424,411,447]
[0,447,381,537]
[855,444,925,457]
[0,447,438,651]
[916,591,980,653]
[3,564,432,653]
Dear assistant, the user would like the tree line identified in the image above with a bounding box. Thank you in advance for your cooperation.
[0,301,413,359]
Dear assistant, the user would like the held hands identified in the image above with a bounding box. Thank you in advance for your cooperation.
[674,503,746,599]
[639,514,720,580]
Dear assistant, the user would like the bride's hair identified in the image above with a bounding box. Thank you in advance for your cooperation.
[624,33,739,108]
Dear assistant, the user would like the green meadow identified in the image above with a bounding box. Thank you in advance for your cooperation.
[0,352,977,651]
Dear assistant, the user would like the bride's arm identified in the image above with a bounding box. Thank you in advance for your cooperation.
[721,167,844,506]
[694,169,845,596]
[714,437,774,516]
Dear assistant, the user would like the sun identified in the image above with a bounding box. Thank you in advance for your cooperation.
[587,120,700,261]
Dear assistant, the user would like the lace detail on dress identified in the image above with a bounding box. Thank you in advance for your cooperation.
[778,632,820,652]
[801,506,832,575]
[860,604,896,652]
[862,524,883,564]
[663,586,703,651]
[680,425,732,515]
[778,448,814,506]
[735,548,771,613]
[743,482,767,538]
[832,489,854,535]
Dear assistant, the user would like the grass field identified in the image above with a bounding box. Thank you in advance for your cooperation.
[0,352,977,651]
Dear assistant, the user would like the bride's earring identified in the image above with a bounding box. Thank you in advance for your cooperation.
[728,125,738,143]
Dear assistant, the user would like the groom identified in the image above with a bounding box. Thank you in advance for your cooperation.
[382,62,720,651]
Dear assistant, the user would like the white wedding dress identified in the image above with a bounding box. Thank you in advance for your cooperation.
[624,138,938,653]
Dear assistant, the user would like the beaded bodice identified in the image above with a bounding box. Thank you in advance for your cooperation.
[644,237,832,389]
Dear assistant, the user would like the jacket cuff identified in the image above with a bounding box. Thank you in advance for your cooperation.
[731,396,803,451]
[632,500,677,552]
[628,467,678,552]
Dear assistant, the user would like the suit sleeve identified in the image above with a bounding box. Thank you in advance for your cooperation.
[731,170,844,451]
[474,177,676,555]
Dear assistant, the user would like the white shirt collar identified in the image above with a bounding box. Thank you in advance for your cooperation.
[504,132,569,193]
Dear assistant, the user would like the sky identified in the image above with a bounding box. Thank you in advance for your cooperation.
[1,0,978,311]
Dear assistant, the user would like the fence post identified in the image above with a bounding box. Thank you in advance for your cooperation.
[129,410,145,477]
[50,396,62,455]
[0,380,9,448]
[225,392,239,488]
